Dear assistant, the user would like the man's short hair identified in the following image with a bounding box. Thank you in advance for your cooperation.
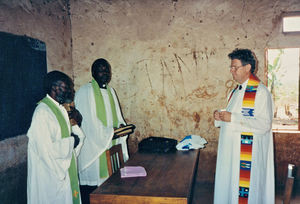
[91,58,111,76]
[43,70,73,94]
[228,48,256,73]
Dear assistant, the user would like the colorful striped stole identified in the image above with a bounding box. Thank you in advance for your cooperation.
[238,74,260,204]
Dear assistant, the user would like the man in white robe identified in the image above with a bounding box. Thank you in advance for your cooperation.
[75,58,133,203]
[27,71,84,204]
[213,49,274,204]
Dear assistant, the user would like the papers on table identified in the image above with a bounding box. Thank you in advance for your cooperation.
[120,166,147,178]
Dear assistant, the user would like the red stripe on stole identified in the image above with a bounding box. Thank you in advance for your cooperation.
[239,197,248,204]
[240,169,251,180]
[249,74,260,83]
[241,144,252,154]
[244,92,256,100]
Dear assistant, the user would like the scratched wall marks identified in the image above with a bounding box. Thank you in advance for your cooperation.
[129,48,227,144]
[70,0,300,183]
[0,0,299,200]
[71,0,300,142]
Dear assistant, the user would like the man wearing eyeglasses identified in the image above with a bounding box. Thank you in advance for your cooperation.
[213,49,274,204]
[27,71,84,204]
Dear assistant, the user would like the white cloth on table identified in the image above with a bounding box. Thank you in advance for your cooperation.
[176,135,207,151]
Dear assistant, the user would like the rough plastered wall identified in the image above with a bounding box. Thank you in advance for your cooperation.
[0,0,72,203]
[70,0,300,184]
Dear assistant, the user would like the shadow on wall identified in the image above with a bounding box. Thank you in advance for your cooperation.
[0,162,27,203]
[273,132,300,194]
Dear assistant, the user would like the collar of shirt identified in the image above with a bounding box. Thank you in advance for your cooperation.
[238,79,249,91]
[46,94,71,131]
[46,94,61,107]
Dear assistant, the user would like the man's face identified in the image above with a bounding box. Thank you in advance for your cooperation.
[93,65,111,87]
[230,59,251,84]
[53,80,75,104]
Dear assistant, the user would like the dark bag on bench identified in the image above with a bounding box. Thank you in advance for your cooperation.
[138,136,177,153]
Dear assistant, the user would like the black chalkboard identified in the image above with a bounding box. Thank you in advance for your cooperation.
[0,32,47,140]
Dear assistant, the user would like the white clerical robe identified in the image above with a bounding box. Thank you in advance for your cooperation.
[74,83,129,186]
[214,79,275,204]
[27,95,84,204]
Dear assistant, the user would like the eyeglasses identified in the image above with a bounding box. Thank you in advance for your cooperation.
[229,65,244,71]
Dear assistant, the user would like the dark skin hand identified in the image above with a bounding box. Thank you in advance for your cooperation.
[63,102,83,126]
[68,107,83,126]
[113,124,126,139]
[71,132,80,148]
[113,124,136,139]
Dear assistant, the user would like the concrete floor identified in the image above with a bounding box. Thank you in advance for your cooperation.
[192,182,300,204]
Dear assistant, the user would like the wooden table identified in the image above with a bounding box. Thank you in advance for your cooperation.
[90,149,200,204]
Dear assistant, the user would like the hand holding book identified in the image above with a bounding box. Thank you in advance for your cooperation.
[113,124,136,139]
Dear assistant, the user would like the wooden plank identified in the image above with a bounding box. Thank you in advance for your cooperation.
[283,177,294,204]
[90,150,200,204]
[90,194,187,204]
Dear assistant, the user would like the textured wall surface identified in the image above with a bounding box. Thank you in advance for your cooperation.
[0,0,72,203]
[0,1,300,202]
[0,0,73,75]
[70,0,300,182]
[0,135,27,203]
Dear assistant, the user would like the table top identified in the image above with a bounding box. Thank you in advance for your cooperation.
[90,149,200,204]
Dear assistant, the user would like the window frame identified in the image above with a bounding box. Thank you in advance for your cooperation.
[264,48,300,131]
[282,11,300,34]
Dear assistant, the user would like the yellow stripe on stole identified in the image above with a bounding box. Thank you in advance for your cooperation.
[241,132,253,136]
[239,180,250,187]
[240,153,252,161]
[242,100,255,107]
[247,80,260,86]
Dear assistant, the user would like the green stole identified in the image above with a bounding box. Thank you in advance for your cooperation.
[41,97,80,204]
[91,79,118,178]
[91,79,118,127]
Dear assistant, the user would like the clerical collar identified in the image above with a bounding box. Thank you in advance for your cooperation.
[100,84,107,89]
[239,79,249,91]
[46,94,61,107]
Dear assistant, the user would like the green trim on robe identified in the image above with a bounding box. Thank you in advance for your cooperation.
[91,79,118,128]
[41,97,80,204]
[91,79,120,178]
[99,139,117,178]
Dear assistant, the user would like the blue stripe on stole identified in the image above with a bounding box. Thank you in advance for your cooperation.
[241,138,253,145]
[239,187,249,197]
[246,86,258,92]
[241,134,253,144]
[242,108,254,116]
[240,160,252,170]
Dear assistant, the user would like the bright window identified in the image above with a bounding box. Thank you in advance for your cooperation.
[283,15,300,33]
[266,48,300,130]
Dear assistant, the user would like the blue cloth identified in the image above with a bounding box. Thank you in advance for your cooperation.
[176,135,207,151]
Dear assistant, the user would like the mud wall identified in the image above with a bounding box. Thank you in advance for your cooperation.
[0,1,300,203]
[0,0,72,203]
[70,0,300,184]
